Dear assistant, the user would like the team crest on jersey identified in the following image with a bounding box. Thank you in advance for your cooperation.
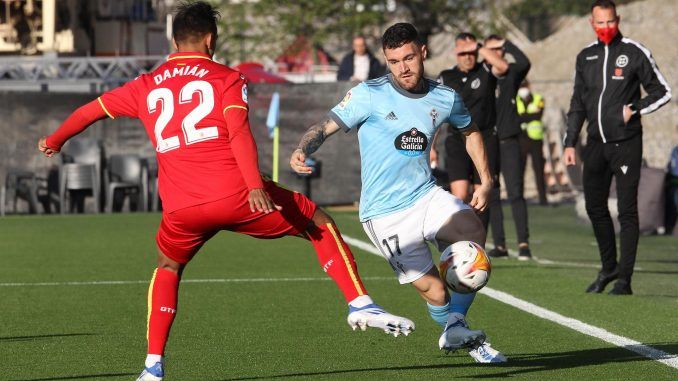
[430,108,439,128]
[242,84,248,104]
[394,128,428,157]
[616,55,629,67]
[338,90,352,109]
[471,78,481,89]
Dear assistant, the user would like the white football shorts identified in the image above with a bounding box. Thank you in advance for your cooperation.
[361,186,471,284]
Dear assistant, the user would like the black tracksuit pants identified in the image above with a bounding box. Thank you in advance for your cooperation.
[582,134,642,283]
[490,135,529,246]
[519,132,548,205]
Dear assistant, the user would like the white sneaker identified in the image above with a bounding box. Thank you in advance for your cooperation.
[136,362,163,381]
[468,342,507,363]
[347,303,415,337]
[438,313,486,352]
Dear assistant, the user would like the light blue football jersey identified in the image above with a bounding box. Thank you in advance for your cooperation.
[329,74,472,222]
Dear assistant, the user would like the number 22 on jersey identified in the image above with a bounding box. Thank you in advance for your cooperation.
[147,80,218,153]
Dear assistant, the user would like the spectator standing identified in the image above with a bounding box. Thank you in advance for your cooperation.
[516,79,548,206]
[484,35,532,260]
[337,36,384,81]
[435,32,508,247]
[563,0,671,295]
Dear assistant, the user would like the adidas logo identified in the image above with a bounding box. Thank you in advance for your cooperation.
[385,111,398,120]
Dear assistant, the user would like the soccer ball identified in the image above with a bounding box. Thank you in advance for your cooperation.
[439,241,491,294]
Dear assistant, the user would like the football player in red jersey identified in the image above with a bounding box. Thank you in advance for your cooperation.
[38,2,413,380]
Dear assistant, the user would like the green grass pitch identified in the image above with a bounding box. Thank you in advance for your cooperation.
[1,204,677,380]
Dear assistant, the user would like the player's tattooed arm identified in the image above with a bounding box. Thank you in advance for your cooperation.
[297,118,341,155]
[291,118,341,174]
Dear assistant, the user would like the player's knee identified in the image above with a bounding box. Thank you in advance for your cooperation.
[311,208,334,226]
[156,249,184,274]
[458,211,486,245]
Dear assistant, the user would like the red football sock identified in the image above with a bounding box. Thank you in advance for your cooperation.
[146,268,179,355]
[308,223,368,303]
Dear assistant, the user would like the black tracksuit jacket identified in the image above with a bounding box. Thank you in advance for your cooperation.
[565,33,671,147]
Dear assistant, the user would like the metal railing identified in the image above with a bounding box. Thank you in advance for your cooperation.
[0,55,166,92]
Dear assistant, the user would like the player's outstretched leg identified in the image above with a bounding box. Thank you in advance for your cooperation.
[137,252,184,381]
[306,209,415,337]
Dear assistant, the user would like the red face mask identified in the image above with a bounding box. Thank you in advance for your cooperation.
[595,25,619,45]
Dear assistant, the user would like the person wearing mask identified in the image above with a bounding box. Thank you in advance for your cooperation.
[516,79,548,206]
[564,0,671,295]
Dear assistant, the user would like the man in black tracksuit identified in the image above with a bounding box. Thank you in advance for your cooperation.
[434,32,508,241]
[564,0,671,295]
[484,35,532,260]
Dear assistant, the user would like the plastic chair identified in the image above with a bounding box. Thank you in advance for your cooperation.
[59,163,100,214]
[1,169,47,215]
[60,138,103,213]
[143,156,160,212]
[105,154,147,213]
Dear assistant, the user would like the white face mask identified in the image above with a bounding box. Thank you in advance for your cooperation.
[518,87,530,99]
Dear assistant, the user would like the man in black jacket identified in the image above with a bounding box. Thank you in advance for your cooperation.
[484,35,532,260]
[564,0,671,295]
[337,36,384,81]
[434,32,508,242]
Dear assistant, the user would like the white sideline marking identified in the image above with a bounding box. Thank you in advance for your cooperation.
[342,234,678,370]
[0,276,394,288]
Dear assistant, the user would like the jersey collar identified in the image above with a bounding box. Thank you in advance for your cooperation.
[167,52,213,61]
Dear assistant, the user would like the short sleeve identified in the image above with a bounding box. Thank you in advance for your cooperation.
[222,73,249,113]
[98,80,140,119]
[328,83,371,132]
[448,92,472,131]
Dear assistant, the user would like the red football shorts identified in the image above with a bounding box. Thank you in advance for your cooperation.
[156,181,317,264]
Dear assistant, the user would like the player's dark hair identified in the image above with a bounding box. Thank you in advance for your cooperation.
[485,34,502,42]
[382,23,421,50]
[172,1,220,44]
[455,32,477,42]
[591,0,617,12]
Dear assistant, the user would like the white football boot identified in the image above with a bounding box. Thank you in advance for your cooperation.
[438,312,486,352]
[347,303,415,337]
[136,361,163,381]
[468,342,507,363]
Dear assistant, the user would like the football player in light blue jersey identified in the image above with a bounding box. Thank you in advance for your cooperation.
[291,23,506,363]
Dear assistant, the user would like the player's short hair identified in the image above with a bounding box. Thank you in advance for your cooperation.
[455,32,476,42]
[485,34,503,42]
[591,0,617,12]
[382,23,421,50]
[172,1,220,44]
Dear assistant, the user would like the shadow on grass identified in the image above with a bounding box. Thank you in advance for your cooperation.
[217,343,678,380]
[469,343,678,378]
[0,333,95,342]
[10,373,137,381]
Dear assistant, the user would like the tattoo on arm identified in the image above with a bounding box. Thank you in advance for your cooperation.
[298,119,331,155]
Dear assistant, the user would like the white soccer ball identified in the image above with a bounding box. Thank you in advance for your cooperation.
[439,241,491,294]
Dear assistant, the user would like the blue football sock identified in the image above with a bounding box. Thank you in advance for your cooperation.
[427,301,450,328]
[450,292,476,316]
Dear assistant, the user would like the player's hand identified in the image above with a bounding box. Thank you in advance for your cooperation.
[248,188,281,214]
[290,148,313,174]
[429,148,438,168]
[38,137,59,157]
[563,147,577,166]
[470,183,491,212]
